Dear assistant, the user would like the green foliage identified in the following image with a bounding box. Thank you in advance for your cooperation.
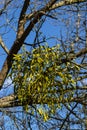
[10,45,79,121]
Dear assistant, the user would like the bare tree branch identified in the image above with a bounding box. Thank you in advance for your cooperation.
[0,0,11,15]
[0,92,86,108]
[50,0,87,10]
[0,36,9,54]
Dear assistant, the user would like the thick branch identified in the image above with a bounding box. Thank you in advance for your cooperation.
[17,0,30,39]
[0,94,16,108]
[0,93,86,108]
[50,0,87,10]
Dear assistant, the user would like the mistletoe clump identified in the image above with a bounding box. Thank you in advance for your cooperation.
[10,44,79,121]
